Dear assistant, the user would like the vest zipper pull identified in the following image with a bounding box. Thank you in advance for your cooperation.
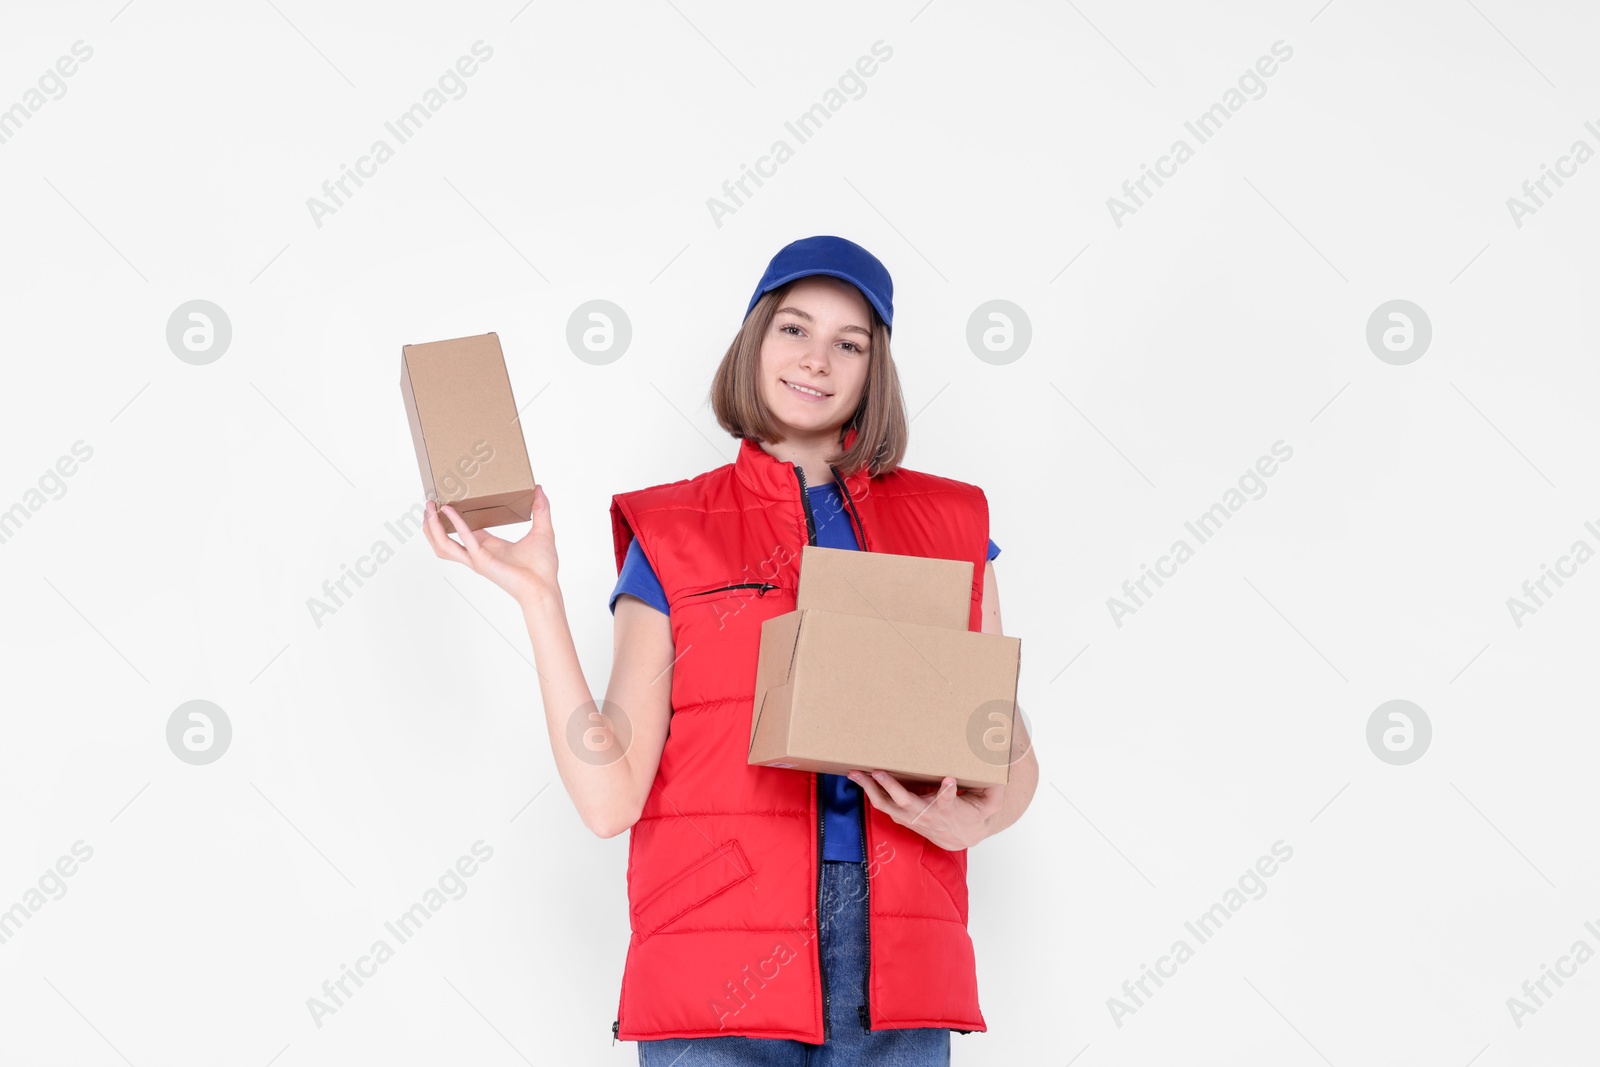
[858,1003,871,1031]
[612,1019,619,1044]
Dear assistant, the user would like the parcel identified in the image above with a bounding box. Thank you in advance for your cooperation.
[399,331,536,531]
[749,545,1021,788]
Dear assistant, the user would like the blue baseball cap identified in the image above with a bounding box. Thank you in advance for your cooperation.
[744,235,894,332]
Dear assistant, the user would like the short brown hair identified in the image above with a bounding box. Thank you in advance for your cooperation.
[709,283,908,477]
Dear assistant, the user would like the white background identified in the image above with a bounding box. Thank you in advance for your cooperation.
[1,1,1597,1064]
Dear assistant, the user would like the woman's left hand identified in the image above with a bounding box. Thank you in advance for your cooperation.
[846,770,1004,852]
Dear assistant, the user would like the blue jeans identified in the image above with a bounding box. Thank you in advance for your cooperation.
[636,860,952,1066]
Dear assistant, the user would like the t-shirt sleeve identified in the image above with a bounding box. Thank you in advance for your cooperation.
[986,538,1000,562]
[609,537,670,616]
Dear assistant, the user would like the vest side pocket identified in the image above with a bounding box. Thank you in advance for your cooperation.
[920,842,969,925]
[631,839,754,943]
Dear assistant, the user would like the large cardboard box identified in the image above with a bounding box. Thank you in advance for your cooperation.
[749,545,1021,788]
[400,332,536,531]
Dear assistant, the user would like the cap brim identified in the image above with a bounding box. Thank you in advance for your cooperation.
[749,268,892,330]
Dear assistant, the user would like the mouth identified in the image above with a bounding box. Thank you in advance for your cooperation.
[781,378,832,402]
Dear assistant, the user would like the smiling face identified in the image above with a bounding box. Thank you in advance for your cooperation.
[757,275,873,440]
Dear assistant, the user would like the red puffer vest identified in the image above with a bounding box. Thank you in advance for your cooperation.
[607,427,992,1043]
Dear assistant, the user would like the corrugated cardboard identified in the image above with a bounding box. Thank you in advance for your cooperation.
[750,545,1021,788]
[400,332,535,531]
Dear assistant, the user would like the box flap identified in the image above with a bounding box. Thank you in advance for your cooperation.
[748,684,798,766]
[795,545,971,631]
[449,496,536,532]
[750,612,804,755]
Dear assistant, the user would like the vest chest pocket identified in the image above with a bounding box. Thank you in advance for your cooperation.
[632,839,753,943]
[684,581,781,598]
[674,581,791,633]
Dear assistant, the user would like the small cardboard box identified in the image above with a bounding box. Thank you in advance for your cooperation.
[749,545,1021,788]
[400,332,536,531]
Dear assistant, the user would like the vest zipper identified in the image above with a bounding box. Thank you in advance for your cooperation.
[793,463,819,543]
[815,771,831,1043]
[830,461,875,1032]
[793,462,831,1042]
[684,582,779,597]
[829,464,869,552]
[611,1019,619,1044]
[858,793,872,1032]
[831,464,978,1034]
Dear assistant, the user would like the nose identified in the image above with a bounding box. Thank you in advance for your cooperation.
[799,340,830,375]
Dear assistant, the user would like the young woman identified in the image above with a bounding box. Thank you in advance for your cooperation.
[424,235,1038,1066]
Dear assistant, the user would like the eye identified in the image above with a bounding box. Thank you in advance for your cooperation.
[779,323,803,337]
[839,341,864,353]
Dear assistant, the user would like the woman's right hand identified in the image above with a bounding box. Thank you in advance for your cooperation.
[423,484,559,606]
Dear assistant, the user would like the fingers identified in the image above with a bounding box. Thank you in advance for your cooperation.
[850,770,991,836]
[528,483,549,524]
[848,771,892,813]
[428,501,498,564]
[867,770,920,808]
[521,484,551,544]
[850,770,938,814]
[424,501,471,565]
[438,503,483,557]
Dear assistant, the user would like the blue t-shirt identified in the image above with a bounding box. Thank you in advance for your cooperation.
[610,481,1000,861]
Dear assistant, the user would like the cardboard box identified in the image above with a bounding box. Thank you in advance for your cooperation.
[400,332,536,531]
[749,545,1021,788]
